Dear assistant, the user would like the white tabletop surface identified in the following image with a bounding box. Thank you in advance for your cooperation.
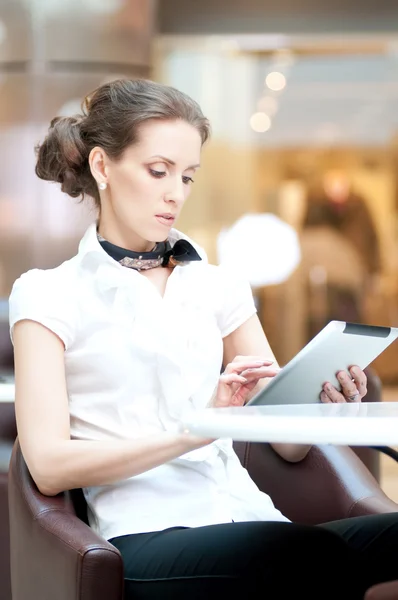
[3,382,398,445]
[0,383,14,403]
[180,402,398,446]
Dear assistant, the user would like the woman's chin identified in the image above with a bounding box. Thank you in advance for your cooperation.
[150,220,174,239]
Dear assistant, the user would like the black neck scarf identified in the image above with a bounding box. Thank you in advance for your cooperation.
[97,233,202,271]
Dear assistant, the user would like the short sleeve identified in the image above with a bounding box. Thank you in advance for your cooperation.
[8,268,76,349]
[216,265,257,338]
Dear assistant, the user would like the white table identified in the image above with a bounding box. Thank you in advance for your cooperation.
[180,402,398,446]
[0,383,14,403]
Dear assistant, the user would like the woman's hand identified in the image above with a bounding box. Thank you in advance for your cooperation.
[211,355,280,409]
[320,365,367,403]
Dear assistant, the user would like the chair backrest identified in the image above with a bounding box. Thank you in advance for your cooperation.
[0,403,17,447]
[70,487,90,525]
[0,320,14,373]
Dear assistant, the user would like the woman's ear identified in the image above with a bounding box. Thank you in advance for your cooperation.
[89,146,109,185]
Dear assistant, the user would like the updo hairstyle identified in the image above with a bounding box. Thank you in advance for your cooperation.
[35,78,210,206]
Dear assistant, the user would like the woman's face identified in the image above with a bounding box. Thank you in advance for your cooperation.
[92,119,202,251]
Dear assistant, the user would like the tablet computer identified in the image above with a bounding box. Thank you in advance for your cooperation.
[246,320,398,406]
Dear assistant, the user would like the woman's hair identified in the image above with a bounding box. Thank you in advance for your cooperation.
[35,78,211,206]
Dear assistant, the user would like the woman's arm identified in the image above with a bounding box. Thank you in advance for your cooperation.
[222,314,313,462]
[13,320,212,496]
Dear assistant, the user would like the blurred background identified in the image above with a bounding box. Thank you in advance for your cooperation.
[1,0,398,388]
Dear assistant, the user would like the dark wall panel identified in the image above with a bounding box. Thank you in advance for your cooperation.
[158,0,398,34]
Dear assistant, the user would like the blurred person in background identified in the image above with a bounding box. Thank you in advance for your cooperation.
[7,79,398,600]
[303,170,381,277]
[299,210,368,339]
[301,170,381,333]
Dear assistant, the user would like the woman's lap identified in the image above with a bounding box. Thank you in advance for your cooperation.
[110,513,398,599]
[110,520,360,599]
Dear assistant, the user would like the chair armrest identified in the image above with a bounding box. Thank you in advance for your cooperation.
[234,441,398,525]
[365,581,398,600]
[8,442,124,600]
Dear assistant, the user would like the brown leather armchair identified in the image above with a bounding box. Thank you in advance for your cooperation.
[9,435,398,600]
[0,403,16,600]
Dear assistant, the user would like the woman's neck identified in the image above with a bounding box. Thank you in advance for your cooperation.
[97,221,155,253]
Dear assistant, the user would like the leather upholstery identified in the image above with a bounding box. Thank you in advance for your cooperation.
[0,403,15,600]
[233,441,398,525]
[0,472,11,600]
[365,581,398,600]
[8,441,124,600]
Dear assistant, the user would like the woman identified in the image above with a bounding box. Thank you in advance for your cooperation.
[8,78,398,599]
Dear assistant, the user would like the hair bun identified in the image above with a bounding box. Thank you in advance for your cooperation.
[35,114,91,199]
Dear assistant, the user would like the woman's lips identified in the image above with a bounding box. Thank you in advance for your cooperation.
[155,215,175,226]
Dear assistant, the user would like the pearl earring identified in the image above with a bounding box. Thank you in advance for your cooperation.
[99,182,107,191]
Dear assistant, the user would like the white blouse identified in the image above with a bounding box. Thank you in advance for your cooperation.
[8,222,289,541]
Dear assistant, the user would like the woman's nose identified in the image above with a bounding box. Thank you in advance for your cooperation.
[164,177,185,205]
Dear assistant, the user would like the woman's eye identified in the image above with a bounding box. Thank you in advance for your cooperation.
[149,169,166,178]
[182,176,194,185]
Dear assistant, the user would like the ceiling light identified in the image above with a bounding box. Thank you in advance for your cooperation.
[265,71,286,92]
[250,112,271,133]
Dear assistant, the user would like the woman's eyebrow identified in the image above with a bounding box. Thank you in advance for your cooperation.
[149,155,201,169]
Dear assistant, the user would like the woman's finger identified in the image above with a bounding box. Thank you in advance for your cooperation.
[322,382,346,403]
[224,360,274,376]
[240,366,281,378]
[219,373,248,386]
[231,355,275,365]
[215,365,281,408]
[214,374,248,407]
[349,366,367,398]
[320,390,333,404]
[336,370,361,402]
